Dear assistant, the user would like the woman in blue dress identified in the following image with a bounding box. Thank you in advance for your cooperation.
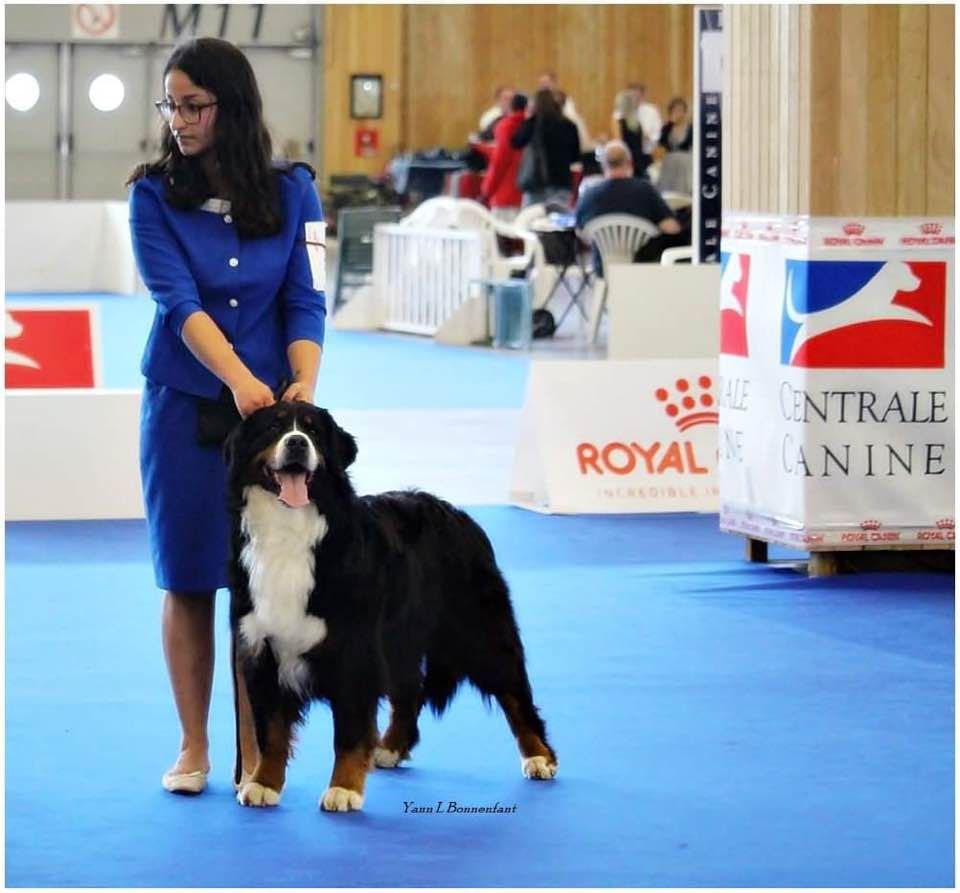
[127,38,326,794]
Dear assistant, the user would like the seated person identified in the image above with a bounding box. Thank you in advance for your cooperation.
[575,140,687,274]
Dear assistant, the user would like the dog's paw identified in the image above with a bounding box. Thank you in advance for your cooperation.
[319,786,364,812]
[522,756,558,780]
[373,746,404,769]
[237,780,282,807]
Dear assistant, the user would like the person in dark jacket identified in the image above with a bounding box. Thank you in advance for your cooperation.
[658,97,693,152]
[575,140,686,275]
[510,88,581,208]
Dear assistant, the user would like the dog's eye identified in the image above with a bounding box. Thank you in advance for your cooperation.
[301,417,314,429]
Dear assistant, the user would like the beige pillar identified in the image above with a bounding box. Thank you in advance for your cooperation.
[723,4,954,218]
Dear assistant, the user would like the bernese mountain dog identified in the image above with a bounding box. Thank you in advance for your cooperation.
[224,400,557,812]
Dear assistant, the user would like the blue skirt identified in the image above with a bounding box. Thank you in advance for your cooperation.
[139,379,231,592]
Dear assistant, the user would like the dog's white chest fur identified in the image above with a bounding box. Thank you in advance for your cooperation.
[238,485,329,694]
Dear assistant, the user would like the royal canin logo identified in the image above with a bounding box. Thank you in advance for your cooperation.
[824,222,884,246]
[576,376,717,477]
[900,222,954,246]
[654,376,719,431]
[859,519,882,531]
[918,519,955,542]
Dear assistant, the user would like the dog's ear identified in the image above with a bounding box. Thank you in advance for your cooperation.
[222,419,243,477]
[321,412,357,469]
[334,424,358,470]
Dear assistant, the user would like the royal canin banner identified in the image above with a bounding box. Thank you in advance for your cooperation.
[5,304,101,388]
[511,359,719,514]
[718,216,954,549]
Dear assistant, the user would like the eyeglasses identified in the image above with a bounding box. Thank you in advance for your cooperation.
[154,99,217,124]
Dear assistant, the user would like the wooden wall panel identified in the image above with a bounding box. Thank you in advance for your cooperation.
[725,4,953,217]
[925,4,954,215]
[808,4,841,216]
[895,5,929,215]
[403,4,694,153]
[866,5,899,216]
[322,5,405,179]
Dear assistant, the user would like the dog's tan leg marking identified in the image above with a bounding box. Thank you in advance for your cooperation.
[320,745,372,812]
[499,694,558,780]
[238,711,292,807]
[234,644,260,786]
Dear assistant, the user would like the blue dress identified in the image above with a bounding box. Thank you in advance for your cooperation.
[129,164,326,592]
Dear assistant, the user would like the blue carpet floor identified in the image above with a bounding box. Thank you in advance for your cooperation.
[7,292,530,407]
[5,513,954,887]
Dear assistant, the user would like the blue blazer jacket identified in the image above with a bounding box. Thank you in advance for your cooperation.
[129,163,327,399]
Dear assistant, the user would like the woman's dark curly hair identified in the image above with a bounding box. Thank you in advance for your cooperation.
[126,38,281,238]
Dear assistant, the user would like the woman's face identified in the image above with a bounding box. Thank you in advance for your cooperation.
[670,102,687,123]
[163,68,218,157]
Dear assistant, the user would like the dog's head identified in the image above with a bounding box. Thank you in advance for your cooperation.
[224,401,357,509]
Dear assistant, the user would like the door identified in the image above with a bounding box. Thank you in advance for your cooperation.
[246,48,318,167]
[5,44,59,199]
[71,44,151,199]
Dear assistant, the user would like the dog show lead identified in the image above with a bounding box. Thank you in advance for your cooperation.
[127,37,326,796]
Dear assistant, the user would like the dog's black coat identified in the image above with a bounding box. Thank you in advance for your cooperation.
[224,401,555,789]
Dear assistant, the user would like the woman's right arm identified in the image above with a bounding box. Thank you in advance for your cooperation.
[129,180,273,417]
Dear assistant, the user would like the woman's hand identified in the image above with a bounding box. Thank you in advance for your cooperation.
[280,381,314,403]
[231,376,275,419]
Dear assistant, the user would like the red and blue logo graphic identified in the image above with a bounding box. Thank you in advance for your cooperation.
[719,251,750,356]
[781,260,946,368]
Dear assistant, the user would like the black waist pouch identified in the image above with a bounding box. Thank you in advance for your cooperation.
[196,386,242,447]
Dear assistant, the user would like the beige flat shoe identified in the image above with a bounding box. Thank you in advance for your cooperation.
[161,767,209,794]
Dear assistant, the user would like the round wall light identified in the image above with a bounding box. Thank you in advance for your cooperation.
[89,73,125,112]
[5,73,40,112]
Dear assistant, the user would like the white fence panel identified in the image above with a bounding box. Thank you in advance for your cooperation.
[374,224,484,335]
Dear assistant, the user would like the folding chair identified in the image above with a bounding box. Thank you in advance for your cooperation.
[331,206,403,308]
[531,222,594,326]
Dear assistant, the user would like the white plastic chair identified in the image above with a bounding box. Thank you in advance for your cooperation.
[660,245,694,265]
[400,197,536,280]
[400,196,459,228]
[581,214,660,345]
[513,203,547,231]
[661,191,693,212]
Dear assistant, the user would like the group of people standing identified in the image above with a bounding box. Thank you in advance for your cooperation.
[469,73,694,220]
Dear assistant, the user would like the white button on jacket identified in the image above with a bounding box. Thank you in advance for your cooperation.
[229,298,239,308]
[228,257,239,267]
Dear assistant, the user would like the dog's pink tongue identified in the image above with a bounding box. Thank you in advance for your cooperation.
[276,472,310,508]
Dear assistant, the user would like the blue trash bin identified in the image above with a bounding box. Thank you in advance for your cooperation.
[490,279,532,350]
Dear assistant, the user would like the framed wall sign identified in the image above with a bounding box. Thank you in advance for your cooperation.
[350,74,383,119]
